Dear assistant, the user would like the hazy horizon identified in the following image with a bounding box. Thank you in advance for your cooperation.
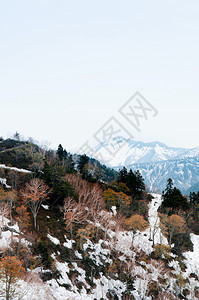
[1,1,199,150]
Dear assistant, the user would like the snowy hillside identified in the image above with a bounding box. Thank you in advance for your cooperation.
[0,194,198,299]
[0,137,198,299]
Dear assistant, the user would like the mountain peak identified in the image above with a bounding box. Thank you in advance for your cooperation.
[94,137,190,167]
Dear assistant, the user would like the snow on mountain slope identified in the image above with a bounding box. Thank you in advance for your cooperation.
[131,156,199,192]
[94,137,189,167]
[94,137,199,192]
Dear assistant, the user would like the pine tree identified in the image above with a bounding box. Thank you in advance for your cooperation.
[77,154,89,179]
[118,167,128,184]
[134,170,145,196]
[57,144,64,160]
[117,168,145,198]
[162,178,188,210]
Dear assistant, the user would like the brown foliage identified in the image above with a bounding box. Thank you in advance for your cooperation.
[0,256,25,299]
[15,204,31,232]
[64,174,106,229]
[125,214,149,233]
[160,214,187,246]
[21,178,51,229]
[62,197,88,230]
[103,188,131,214]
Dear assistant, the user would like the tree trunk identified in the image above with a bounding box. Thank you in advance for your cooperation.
[33,215,37,229]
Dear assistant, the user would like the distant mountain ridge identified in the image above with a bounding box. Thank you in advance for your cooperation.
[94,137,199,193]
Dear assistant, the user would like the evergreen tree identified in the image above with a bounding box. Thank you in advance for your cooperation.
[42,160,52,186]
[66,153,75,173]
[127,169,136,193]
[56,145,75,173]
[190,191,199,205]
[134,170,145,195]
[118,167,128,184]
[118,168,145,198]
[63,149,68,160]
[77,154,89,179]
[41,159,74,206]
[57,144,64,160]
[162,178,188,210]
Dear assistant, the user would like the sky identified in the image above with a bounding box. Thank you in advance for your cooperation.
[0,0,199,151]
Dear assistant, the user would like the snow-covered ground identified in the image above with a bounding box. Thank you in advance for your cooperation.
[184,234,199,277]
[0,193,199,299]
[147,193,168,245]
[47,234,60,245]
[115,194,168,256]
[0,164,31,173]
[48,254,125,300]
[0,177,11,188]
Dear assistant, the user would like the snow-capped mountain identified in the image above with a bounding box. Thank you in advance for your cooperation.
[132,156,199,193]
[94,137,199,167]
[94,137,199,192]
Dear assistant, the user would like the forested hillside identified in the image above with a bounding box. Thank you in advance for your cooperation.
[0,137,198,299]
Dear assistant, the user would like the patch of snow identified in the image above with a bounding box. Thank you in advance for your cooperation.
[184,233,199,277]
[47,234,60,245]
[147,193,168,245]
[111,206,117,216]
[75,250,83,259]
[92,275,126,300]
[83,239,112,266]
[0,164,31,173]
[0,177,11,188]
[63,237,75,249]
[42,205,49,210]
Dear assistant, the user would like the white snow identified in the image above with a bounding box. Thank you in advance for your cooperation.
[111,206,117,216]
[184,233,199,277]
[115,194,167,256]
[75,250,83,259]
[0,177,11,188]
[42,205,49,210]
[47,234,60,245]
[63,236,76,249]
[147,193,168,245]
[83,239,112,266]
[93,137,189,168]
[0,164,31,173]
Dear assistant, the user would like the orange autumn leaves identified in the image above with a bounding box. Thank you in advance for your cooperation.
[103,187,150,232]
[103,188,131,213]
[160,214,186,246]
[125,214,149,233]
[0,256,25,299]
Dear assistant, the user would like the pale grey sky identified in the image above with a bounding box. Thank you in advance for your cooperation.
[0,0,199,151]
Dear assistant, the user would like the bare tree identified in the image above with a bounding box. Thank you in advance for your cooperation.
[0,203,10,234]
[21,178,51,229]
[62,197,88,241]
[65,174,105,221]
